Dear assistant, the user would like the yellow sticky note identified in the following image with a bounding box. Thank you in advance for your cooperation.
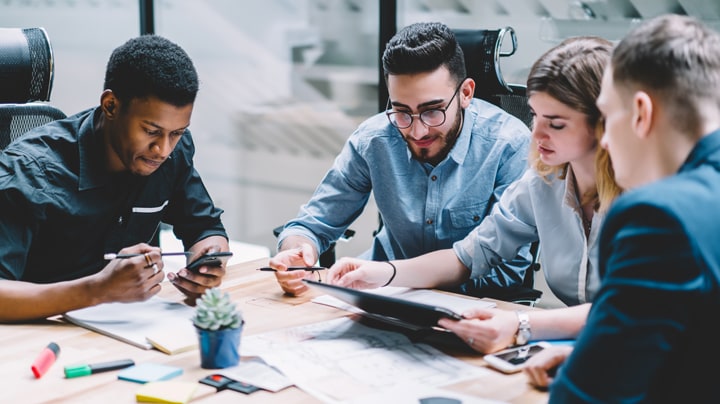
[136,381,198,404]
[146,327,197,355]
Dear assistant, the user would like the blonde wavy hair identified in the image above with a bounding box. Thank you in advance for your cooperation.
[526,36,622,213]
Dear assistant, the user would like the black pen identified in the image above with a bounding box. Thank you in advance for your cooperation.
[257,266,326,272]
[103,252,192,260]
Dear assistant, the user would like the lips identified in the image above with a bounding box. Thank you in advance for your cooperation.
[143,157,163,167]
[413,137,435,148]
[537,144,553,155]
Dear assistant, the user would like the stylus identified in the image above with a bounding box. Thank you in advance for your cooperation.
[257,266,326,272]
[103,252,192,260]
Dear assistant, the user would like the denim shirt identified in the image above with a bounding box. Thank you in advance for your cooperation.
[0,107,227,282]
[279,98,530,285]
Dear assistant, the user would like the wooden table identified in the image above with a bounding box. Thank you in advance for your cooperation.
[0,258,549,403]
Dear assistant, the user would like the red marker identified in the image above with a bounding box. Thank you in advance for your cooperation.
[31,342,60,379]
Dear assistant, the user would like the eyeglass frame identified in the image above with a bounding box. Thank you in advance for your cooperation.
[385,78,467,129]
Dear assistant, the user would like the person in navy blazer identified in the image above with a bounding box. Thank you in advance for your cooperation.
[523,14,720,402]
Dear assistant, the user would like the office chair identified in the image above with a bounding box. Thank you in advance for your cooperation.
[0,27,66,150]
[453,27,533,128]
[452,26,542,306]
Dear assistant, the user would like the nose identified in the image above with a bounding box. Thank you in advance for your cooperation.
[406,118,430,140]
[151,135,172,157]
[531,123,547,143]
[600,131,609,150]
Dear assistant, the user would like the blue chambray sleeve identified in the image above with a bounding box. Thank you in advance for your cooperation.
[278,129,373,255]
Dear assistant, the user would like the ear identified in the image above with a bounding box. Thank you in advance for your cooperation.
[100,90,119,119]
[632,90,653,139]
[460,78,475,108]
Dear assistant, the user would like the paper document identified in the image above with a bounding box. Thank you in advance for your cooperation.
[243,317,491,403]
[63,296,197,352]
[219,358,293,392]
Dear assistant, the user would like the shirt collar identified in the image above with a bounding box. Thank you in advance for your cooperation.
[562,165,581,210]
[448,107,472,166]
[78,107,111,191]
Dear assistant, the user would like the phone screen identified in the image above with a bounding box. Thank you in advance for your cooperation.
[495,344,546,365]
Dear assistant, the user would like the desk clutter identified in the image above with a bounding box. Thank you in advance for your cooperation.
[3,258,547,403]
[27,340,261,403]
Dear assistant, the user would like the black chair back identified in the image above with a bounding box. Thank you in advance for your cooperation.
[0,27,66,150]
[453,27,533,129]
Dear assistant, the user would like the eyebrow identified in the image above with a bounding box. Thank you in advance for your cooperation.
[540,114,568,120]
[142,120,190,133]
[390,97,446,110]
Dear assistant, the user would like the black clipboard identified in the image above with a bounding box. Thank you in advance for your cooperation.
[303,279,464,329]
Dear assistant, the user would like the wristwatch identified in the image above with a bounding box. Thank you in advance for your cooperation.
[514,310,531,346]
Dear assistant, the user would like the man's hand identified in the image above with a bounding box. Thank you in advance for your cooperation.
[167,235,229,305]
[93,243,166,304]
[269,241,318,296]
[523,345,573,389]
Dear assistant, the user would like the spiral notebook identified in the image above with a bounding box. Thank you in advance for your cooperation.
[63,296,197,353]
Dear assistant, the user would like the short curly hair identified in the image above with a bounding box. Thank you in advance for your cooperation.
[382,22,466,87]
[103,35,198,107]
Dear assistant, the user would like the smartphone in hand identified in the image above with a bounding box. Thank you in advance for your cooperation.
[186,251,233,273]
[483,341,551,373]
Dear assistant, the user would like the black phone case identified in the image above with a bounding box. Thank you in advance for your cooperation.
[186,252,233,272]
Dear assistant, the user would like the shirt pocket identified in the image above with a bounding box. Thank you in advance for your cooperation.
[124,200,168,244]
[448,202,488,229]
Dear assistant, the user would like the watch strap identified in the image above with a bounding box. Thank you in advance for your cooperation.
[514,310,531,346]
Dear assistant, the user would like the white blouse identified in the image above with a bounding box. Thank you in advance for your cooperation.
[453,167,602,306]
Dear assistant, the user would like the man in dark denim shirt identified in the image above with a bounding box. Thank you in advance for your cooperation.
[0,35,228,322]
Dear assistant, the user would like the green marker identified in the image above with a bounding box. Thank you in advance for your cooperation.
[64,359,135,378]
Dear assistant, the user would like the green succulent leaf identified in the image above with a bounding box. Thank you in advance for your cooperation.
[192,288,243,330]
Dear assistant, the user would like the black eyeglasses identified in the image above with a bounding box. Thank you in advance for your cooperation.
[385,80,465,129]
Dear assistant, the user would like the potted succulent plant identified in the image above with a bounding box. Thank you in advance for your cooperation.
[192,288,244,369]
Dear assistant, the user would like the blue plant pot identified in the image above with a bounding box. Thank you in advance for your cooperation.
[196,323,243,369]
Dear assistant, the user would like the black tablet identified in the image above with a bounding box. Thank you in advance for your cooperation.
[303,279,464,329]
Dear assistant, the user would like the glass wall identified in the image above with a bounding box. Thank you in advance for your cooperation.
[5,0,702,256]
[151,0,381,253]
[1,0,383,256]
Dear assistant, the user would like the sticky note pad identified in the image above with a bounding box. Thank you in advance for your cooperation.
[136,381,197,404]
[118,363,183,384]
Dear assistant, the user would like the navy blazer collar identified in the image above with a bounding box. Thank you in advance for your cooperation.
[681,129,720,172]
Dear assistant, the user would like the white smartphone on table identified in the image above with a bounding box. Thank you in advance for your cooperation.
[483,341,551,373]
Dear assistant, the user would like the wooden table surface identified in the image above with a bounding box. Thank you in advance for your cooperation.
[0,257,549,403]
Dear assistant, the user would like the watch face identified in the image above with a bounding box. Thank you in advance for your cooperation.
[516,329,531,345]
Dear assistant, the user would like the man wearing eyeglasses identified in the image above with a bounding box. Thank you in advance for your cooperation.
[271,22,532,296]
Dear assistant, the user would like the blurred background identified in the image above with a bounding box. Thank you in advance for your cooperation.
[4,0,719,306]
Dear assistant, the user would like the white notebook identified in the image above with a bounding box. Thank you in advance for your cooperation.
[63,296,197,353]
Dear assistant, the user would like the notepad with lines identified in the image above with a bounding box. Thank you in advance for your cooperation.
[63,296,197,353]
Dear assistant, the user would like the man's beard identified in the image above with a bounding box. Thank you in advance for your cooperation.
[412,107,463,166]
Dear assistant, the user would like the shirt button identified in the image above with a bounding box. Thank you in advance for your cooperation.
[431,175,437,181]
[426,219,434,224]
[473,215,480,221]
